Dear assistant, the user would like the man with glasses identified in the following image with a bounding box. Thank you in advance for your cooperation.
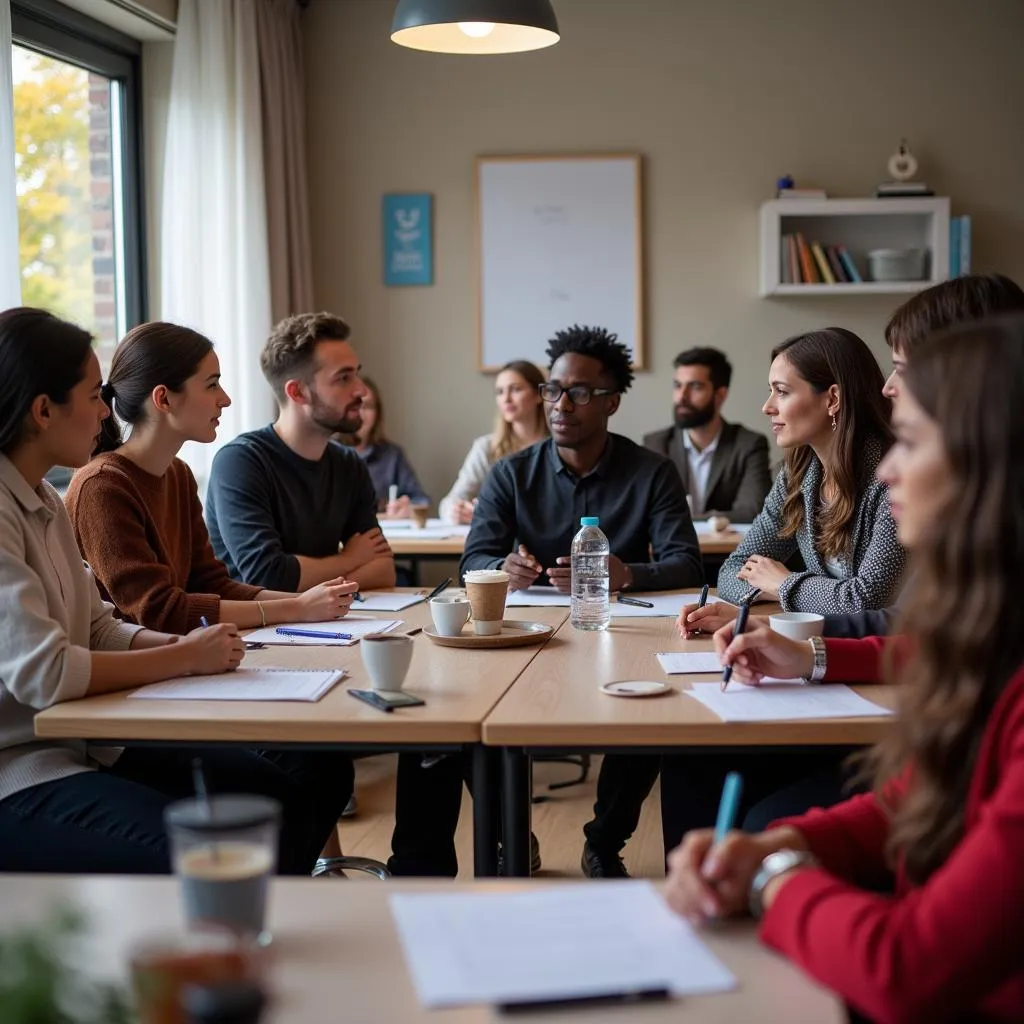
[462,324,703,878]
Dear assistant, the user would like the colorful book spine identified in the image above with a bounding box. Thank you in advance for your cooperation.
[781,234,793,284]
[837,245,863,284]
[811,242,835,284]
[787,235,801,284]
[795,233,819,283]
[949,216,961,277]
[825,245,848,283]
[959,215,972,275]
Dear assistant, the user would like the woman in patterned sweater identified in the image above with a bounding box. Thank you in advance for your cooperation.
[717,328,906,615]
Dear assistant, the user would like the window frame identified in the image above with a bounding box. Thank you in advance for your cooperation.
[11,0,148,330]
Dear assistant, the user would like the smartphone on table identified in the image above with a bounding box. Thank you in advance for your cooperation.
[348,689,425,712]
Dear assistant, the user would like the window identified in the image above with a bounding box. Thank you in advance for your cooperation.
[11,0,146,375]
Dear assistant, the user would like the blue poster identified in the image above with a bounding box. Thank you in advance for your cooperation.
[383,193,433,286]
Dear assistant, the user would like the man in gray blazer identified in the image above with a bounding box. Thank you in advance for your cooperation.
[643,347,771,523]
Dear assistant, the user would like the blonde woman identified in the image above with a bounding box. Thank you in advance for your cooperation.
[439,360,548,524]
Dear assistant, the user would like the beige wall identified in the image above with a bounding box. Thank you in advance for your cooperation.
[302,0,1024,507]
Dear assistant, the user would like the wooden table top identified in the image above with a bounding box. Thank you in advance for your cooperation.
[0,875,844,1023]
[34,597,568,746]
[387,531,745,558]
[483,595,896,748]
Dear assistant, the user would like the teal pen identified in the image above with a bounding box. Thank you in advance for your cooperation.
[714,772,744,844]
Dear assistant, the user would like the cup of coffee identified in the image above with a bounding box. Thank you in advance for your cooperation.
[708,514,731,534]
[130,928,260,1024]
[463,569,510,636]
[769,611,825,642]
[360,632,414,690]
[429,595,471,637]
[410,505,430,529]
[164,795,280,941]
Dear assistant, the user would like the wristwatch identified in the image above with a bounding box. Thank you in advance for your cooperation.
[803,635,827,684]
[749,849,819,919]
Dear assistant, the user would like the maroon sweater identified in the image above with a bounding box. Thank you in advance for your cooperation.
[65,453,261,634]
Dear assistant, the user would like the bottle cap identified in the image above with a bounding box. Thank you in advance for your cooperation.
[580,517,600,527]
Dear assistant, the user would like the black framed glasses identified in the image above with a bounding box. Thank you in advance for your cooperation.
[538,383,617,406]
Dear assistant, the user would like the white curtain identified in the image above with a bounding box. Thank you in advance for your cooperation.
[0,0,22,310]
[160,0,275,484]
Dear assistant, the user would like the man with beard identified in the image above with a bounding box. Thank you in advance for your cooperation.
[206,312,396,592]
[643,347,771,523]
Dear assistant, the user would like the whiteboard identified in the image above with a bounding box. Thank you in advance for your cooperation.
[476,155,644,372]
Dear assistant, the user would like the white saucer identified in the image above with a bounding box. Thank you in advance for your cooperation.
[601,680,672,698]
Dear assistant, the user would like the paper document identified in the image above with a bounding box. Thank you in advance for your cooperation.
[685,681,894,722]
[506,586,571,607]
[353,592,424,611]
[243,615,401,646]
[507,588,717,616]
[657,652,723,674]
[694,521,753,536]
[389,882,735,1008]
[130,668,346,702]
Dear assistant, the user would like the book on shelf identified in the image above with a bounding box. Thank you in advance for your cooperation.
[795,233,819,283]
[777,187,827,199]
[825,245,849,283]
[781,234,792,283]
[836,245,863,284]
[787,235,801,285]
[810,242,836,284]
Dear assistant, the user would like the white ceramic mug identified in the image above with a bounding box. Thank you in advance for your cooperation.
[360,633,414,691]
[429,596,471,637]
[769,612,825,642]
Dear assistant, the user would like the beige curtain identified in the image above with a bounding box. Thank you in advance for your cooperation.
[254,0,315,321]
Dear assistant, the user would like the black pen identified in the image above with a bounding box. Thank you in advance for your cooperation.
[498,986,670,1015]
[698,583,710,610]
[617,595,654,608]
[424,576,452,601]
[722,587,760,690]
[353,592,365,603]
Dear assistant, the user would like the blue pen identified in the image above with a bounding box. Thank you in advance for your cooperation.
[714,772,744,844]
[275,626,353,641]
[199,616,210,628]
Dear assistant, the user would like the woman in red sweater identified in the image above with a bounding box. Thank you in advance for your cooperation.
[65,322,357,634]
[664,317,1024,1023]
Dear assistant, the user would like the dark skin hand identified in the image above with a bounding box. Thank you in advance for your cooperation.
[501,544,544,591]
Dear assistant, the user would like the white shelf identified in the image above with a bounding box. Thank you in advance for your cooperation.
[760,197,951,297]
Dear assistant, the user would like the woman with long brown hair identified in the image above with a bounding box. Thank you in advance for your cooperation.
[439,359,548,524]
[717,328,906,613]
[665,317,1024,1023]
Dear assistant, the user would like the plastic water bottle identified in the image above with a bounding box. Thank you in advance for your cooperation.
[571,516,610,631]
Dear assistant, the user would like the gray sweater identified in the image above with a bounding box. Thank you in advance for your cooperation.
[717,439,906,614]
[0,454,142,802]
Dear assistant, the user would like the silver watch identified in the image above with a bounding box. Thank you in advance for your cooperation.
[749,849,818,919]
[803,635,827,683]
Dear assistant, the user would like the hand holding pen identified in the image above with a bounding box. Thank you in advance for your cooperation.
[720,589,760,690]
[188,617,245,673]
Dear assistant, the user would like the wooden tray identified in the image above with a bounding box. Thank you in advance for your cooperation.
[422,620,554,649]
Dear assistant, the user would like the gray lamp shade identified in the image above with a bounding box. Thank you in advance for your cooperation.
[391,0,560,54]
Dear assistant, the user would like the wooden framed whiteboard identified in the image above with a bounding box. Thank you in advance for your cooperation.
[475,154,644,372]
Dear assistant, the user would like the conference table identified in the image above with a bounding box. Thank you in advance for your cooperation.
[384,519,748,583]
[482,595,897,876]
[33,595,569,877]
[1,874,846,1022]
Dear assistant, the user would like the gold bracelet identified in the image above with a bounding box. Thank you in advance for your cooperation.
[257,600,266,628]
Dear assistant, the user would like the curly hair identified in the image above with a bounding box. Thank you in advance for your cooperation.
[545,325,634,393]
[260,311,351,401]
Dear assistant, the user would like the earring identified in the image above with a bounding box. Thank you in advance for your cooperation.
[831,414,837,432]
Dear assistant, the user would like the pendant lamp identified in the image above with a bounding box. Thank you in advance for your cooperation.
[390,0,560,55]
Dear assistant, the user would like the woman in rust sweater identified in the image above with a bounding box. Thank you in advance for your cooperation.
[65,322,357,633]
[664,317,1024,1023]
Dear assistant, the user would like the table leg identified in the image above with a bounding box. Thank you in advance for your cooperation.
[471,744,500,877]
[502,747,531,877]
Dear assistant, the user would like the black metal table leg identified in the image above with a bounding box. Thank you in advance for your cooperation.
[471,744,500,877]
[502,747,531,877]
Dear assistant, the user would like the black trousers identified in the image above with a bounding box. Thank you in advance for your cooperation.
[582,754,661,855]
[0,747,353,876]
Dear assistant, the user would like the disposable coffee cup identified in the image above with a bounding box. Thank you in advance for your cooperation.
[410,505,430,528]
[769,612,825,642]
[429,595,471,637]
[360,632,414,690]
[165,795,280,942]
[463,569,510,636]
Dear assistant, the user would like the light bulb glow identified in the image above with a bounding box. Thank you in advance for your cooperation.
[457,21,495,38]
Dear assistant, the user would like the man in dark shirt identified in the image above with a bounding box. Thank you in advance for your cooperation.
[462,325,704,878]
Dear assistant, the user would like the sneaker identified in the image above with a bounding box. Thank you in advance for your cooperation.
[497,832,542,875]
[580,840,629,878]
[340,794,358,819]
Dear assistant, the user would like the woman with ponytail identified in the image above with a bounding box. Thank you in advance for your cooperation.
[0,308,346,875]
[66,322,358,635]
[664,316,1024,1023]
